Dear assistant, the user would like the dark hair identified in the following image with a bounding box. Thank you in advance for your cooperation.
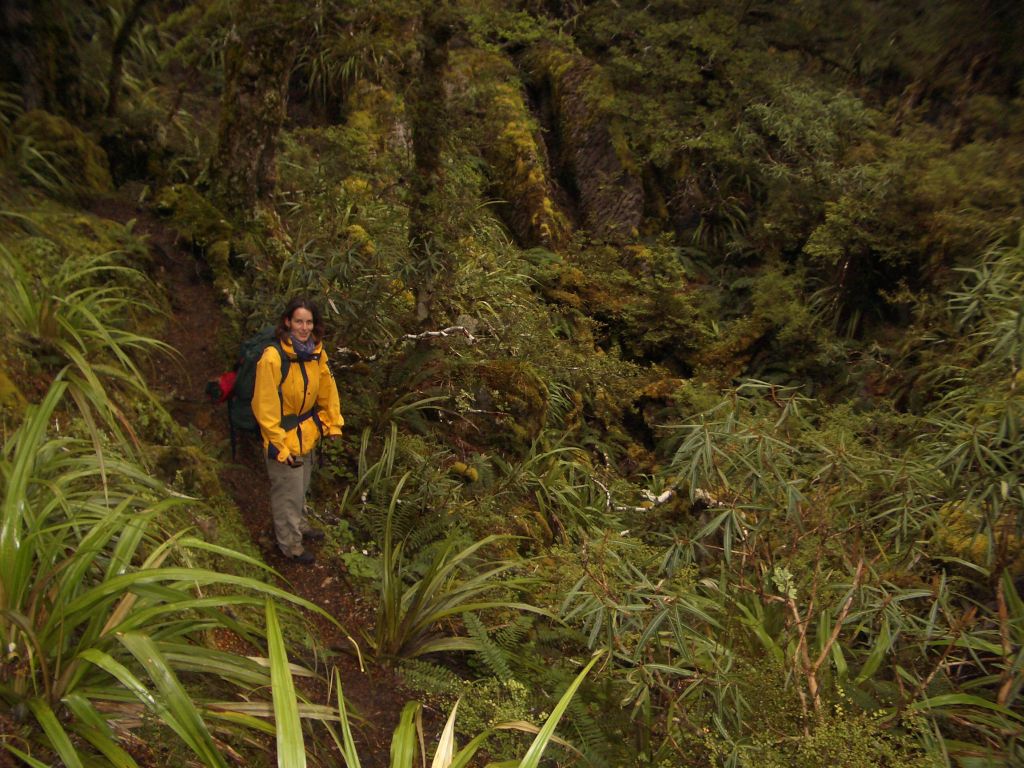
[276,296,324,343]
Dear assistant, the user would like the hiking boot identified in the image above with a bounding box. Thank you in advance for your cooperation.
[286,550,315,564]
[302,528,325,542]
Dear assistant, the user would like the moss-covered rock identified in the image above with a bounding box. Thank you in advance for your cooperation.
[525,241,703,369]
[936,502,1024,576]
[12,109,113,196]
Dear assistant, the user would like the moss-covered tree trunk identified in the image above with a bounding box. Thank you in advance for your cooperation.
[207,1,295,215]
[105,0,153,117]
[409,2,454,327]
[523,44,644,244]
[451,49,572,252]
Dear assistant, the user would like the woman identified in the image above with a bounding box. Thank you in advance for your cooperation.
[253,297,343,563]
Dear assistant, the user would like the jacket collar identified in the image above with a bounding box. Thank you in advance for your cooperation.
[280,337,323,359]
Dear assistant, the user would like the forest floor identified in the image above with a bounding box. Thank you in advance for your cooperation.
[90,195,419,767]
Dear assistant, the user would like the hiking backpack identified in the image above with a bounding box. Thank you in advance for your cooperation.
[206,327,289,458]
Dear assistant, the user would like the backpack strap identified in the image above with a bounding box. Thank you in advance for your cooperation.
[294,354,314,455]
[273,341,288,441]
[273,341,290,386]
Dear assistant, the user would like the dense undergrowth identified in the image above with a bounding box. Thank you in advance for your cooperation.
[1,0,1022,766]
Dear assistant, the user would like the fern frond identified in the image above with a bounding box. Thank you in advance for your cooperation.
[466,612,514,682]
[397,659,465,696]
[493,614,534,651]
[404,509,450,552]
[568,698,614,768]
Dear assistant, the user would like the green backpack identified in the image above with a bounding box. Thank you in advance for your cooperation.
[208,327,290,457]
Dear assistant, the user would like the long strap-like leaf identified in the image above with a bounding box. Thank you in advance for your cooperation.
[83,636,229,768]
[516,652,603,768]
[267,600,307,768]
[390,701,424,768]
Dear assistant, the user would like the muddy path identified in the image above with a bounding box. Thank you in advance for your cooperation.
[91,196,419,766]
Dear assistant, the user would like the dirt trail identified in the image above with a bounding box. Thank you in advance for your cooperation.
[91,197,416,766]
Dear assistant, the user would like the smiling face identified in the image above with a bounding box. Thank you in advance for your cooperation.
[285,307,315,343]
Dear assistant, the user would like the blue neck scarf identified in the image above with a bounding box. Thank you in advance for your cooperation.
[289,335,318,361]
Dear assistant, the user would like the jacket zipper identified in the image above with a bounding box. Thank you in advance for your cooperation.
[296,360,308,455]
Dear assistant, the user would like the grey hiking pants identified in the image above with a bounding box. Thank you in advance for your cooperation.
[266,448,315,556]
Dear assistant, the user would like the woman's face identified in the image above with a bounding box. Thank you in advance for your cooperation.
[286,307,314,342]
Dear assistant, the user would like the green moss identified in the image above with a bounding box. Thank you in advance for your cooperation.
[451,677,534,741]
[154,184,235,296]
[449,460,479,482]
[155,184,232,247]
[0,202,151,271]
[747,710,938,768]
[936,502,1024,575]
[154,445,223,499]
[12,110,113,195]
[466,360,550,453]
[345,223,376,256]
[0,366,27,424]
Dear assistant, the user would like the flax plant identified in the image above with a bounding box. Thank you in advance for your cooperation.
[0,243,172,454]
[0,382,348,766]
[371,473,548,660]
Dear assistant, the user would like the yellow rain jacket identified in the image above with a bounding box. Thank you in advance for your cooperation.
[252,337,343,463]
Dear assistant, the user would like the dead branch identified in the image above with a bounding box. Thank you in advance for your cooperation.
[592,478,728,515]
[334,325,477,369]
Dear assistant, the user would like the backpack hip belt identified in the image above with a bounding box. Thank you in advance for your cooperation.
[267,408,324,461]
[280,407,323,433]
